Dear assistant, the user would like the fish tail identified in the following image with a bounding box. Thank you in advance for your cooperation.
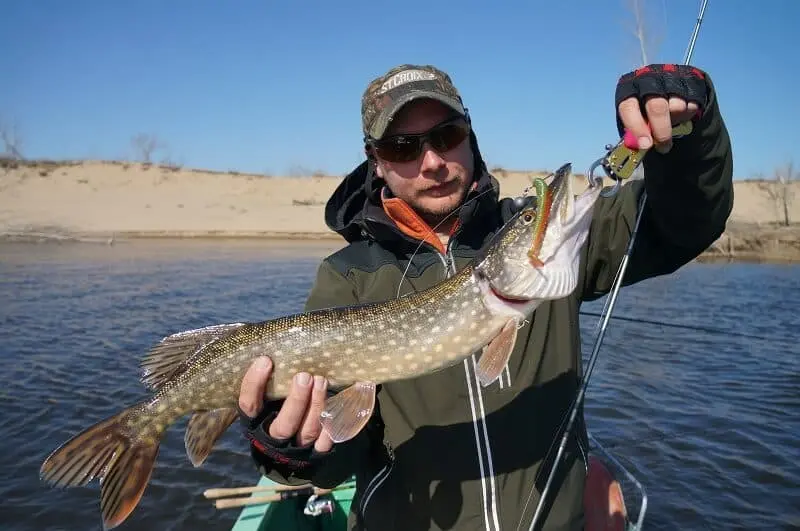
[40,401,161,530]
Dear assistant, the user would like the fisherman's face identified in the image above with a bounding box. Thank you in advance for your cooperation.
[372,99,475,226]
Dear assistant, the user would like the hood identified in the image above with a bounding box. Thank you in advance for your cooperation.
[323,131,504,253]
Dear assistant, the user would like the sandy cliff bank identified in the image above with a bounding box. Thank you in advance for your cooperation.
[1,159,798,262]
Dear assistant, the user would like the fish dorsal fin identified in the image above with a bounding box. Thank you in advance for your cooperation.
[140,323,246,390]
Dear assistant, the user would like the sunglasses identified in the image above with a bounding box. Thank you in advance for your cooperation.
[367,116,471,163]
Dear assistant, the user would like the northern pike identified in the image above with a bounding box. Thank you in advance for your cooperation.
[40,162,603,529]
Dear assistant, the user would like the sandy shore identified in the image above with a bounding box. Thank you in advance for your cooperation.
[1,159,798,262]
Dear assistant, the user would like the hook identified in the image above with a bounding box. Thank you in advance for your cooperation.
[586,156,621,198]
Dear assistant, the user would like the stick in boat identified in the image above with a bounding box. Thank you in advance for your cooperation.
[214,487,334,510]
[204,482,315,499]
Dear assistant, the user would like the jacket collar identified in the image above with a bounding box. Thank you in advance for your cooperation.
[323,135,502,255]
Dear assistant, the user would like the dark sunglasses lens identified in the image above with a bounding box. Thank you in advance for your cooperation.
[374,137,421,163]
[430,122,469,151]
[372,119,470,163]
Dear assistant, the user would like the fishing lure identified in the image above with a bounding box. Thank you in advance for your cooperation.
[526,177,552,267]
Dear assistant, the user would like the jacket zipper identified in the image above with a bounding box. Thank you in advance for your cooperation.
[445,243,456,276]
[444,225,462,276]
[448,226,502,531]
[359,444,395,527]
[359,225,459,527]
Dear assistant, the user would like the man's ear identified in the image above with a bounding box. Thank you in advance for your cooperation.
[371,155,385,179]
[374,162,385,179]
[364,144,386,179]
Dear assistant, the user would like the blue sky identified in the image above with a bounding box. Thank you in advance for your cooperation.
[1,0,797,179]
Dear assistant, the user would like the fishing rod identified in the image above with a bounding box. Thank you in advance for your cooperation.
[526,1,711,529]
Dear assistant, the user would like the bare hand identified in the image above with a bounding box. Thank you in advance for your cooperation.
[238,357,334,453]
[617,95,699,154]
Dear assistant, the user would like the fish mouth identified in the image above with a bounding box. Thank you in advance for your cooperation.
[475,268,534,314]
[541,162,574,228]
[489,285,530,305]
[476,162,602,307]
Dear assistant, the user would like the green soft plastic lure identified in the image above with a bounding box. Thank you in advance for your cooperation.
[527,177,553,267]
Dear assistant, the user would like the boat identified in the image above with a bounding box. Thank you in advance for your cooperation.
[229,476,357,531]
[227,432,646,531]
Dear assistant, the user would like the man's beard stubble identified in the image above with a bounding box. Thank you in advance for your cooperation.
[413,174,472,229]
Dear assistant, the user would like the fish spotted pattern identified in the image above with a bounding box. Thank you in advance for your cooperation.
[39,162,603,529]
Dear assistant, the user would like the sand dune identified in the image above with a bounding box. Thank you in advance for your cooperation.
[1,159,798,261]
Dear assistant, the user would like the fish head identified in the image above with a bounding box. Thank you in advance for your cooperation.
[475,162,602,314]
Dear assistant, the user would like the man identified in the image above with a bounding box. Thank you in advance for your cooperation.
[236,64,733,530]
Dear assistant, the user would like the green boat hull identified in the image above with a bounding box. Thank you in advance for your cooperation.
[230,477,356,531]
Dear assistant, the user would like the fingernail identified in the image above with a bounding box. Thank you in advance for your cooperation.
[260,357,273,371]
[241,402,256,417]
[295,372,311,386]
[314,375,326,390]
[638,136,652,149]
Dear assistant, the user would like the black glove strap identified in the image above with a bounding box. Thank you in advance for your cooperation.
[237,396,336,474]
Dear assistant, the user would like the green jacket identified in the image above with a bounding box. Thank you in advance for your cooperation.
[252,76,733,530]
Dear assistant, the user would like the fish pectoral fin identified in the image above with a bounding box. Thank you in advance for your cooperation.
[185,408,239,467]
[140,322,246,391]
[476,319,518,387]
[319,381,376,444]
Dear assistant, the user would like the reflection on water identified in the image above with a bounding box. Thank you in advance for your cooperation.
[0,240,797,530]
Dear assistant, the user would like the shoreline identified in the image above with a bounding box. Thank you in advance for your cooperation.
[2,159,798,264]
[0,228,344,242]
[3,226,798,265]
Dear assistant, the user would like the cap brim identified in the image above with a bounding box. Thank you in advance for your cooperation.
[368,90,466,139]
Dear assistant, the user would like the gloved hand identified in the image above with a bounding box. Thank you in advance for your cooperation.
[614,64,709,154]
[237,358,335,475]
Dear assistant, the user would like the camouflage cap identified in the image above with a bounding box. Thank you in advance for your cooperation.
[361,64,467,140]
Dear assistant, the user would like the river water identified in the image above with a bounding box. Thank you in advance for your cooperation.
[0,240,797,530]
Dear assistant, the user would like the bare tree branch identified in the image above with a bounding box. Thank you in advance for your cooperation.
[621,0,665,183]
[631,0,649,65]
[130,133,167,164]
[0,117,24,160]
[756,161,797,226]
[623,0,665,67]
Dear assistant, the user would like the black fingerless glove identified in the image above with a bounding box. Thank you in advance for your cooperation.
[614,64,709,136]
[238,399,335,478]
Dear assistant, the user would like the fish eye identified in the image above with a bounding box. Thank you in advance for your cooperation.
[521,210,536,224]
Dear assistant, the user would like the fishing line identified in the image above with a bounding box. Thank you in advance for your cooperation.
[590,430,675,452]
[525,2,711,529]
[518,233,635,531]
[395,184,495,298]
[587,426,737,453]
[578,311,775,342]
[395,165,557,298]
[395,171,532,298]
